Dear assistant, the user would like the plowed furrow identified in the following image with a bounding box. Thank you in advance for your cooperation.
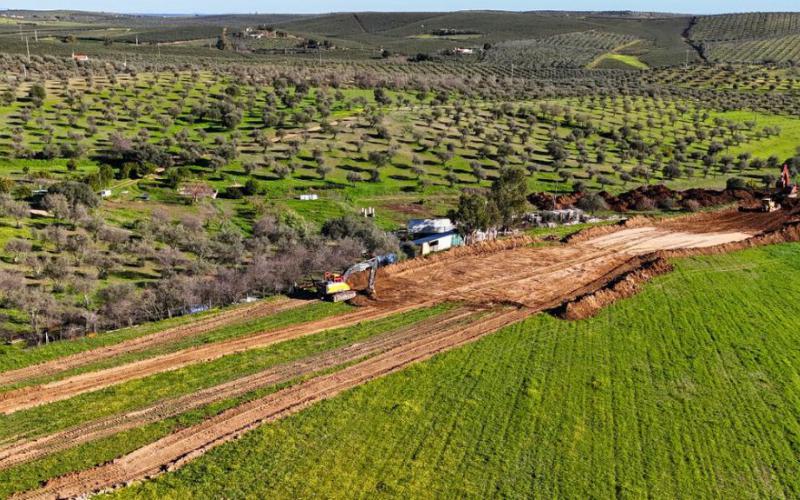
[15,307,529,500]
[0,298,307,388]
[0,303,422,415]
[0,308,478,470]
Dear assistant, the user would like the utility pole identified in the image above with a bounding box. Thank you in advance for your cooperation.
[511,63,514,80]
[25,35,30,62]
[34,29,38,42]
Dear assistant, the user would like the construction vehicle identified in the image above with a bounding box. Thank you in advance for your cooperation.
[317,254,396,302]
[753,165,797,213]
[761,197,780,213]
[778,164,798,199]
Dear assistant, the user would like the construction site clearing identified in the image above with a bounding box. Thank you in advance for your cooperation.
[4,206,800,499]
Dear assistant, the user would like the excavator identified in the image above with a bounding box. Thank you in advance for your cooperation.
[317,254,396,302]
[761,164,797,212]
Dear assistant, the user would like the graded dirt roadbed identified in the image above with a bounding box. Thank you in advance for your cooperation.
[0,211,777,418]
[11,210,792,498]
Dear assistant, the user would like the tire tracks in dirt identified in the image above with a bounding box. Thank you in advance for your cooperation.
[0,308,481,471]
[15,307,530,500]
[0,303,422,415]
[0,298,308,389]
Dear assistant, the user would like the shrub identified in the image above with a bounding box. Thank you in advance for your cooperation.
[683,199,702,212]
[725,177,748,190]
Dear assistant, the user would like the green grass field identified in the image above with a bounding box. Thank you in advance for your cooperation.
[108,243,800,499]
[590,53,649,70]
[0,304,452,497]
[719,111,800,161]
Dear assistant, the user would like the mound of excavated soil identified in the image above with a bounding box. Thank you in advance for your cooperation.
[529,185,760,212]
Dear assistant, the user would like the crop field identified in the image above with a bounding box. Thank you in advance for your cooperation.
[703,34,800,64]
[0,208,785,495]
[650,65,800,92]
[483,31,638,68]
[1,8,800,497]
[590,53,649,70]
[688,13,800,64]
[103,243,800,499]
[1,61,799,342]
[3,221,800,497]
[690,12,800,42]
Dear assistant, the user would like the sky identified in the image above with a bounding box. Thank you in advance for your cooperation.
[7,1,799,15]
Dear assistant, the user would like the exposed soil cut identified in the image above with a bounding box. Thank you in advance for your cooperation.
[528,185,761,212]
[8,208,800,498]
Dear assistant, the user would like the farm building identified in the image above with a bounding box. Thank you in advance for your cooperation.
[407,219,462,255]
[411,230,464,256]
[407,218,455,236]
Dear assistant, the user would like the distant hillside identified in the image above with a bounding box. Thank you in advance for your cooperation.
[1,10,799,67]
[689,13,800,64]
[273,11,695,67]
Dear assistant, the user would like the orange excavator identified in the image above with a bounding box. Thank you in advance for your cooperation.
[761,164,797,212]
[778,164,798,198]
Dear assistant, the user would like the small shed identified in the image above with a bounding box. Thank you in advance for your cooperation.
[411,230,463,256]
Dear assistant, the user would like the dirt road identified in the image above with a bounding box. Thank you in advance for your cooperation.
[0,211,776,417]
[9,209,794,498]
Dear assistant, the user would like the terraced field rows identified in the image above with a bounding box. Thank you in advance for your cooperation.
[0,307,480,470]
[17,307,531,499]
[0,303,421,414]
[0,297,306,387]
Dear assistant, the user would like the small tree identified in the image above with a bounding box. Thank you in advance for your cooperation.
[43,193,71,221]
[449,192,498,242]
[489,166,529,230]
[577,192,608,214]
[29,84,46,107]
